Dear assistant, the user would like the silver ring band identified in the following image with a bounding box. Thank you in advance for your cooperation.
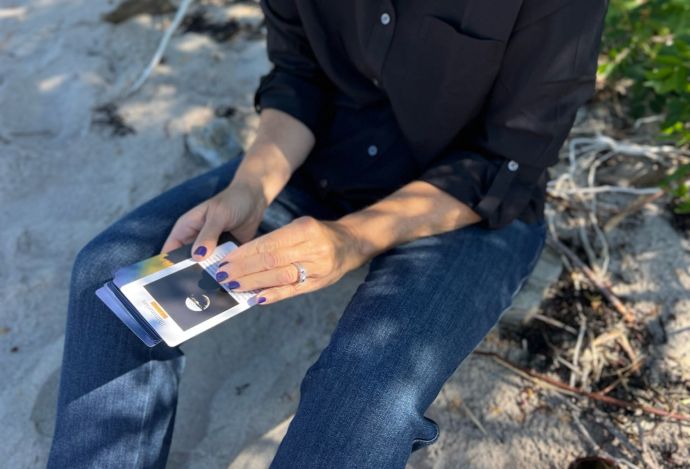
[292,262,307,284]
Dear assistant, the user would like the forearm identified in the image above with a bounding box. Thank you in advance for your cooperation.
[338,180,482,263]
[232,108,315,205]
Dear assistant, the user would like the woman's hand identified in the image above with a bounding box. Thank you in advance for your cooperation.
[215,216,366,305]
[160,180,268,257]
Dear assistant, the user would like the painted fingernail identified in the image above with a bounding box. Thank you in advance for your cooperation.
[257,296,267,304]
[194,246,207,257]
[215,271,228,282]
[227,280,240,290]
[218,261,229,268]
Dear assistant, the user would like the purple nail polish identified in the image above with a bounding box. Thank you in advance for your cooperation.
[215,271,228,282]
[194,246,207,257]
[257,296,267,304]
[218,261,229,268]
[227,280,240,290]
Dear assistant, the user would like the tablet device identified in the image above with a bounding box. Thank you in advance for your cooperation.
[96,232,256,347]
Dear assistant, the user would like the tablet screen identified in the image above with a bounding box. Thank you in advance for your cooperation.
[143,263,239,331]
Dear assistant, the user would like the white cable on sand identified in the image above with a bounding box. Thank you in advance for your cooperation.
[548,124,682,276]
[124,0,194,97]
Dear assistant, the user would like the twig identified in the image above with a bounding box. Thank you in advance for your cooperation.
[555,355,582,376]
[633,115,664,130]
[616,333,638,365]
[546,235,636,324]
[598,356,646,396]
[532,313,578,334]
[124,0,194,97]
[461,402,490,438]
[473,350,690,423]
[603,191,665,233]
[570,313,587,388]
[577,216,600,274]
[584,155,612,274]
[551,186,662,196]
[567,134,677,161]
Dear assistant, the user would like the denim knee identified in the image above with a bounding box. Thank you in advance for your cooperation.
[294,356,441,461]
[70,226,151,293]
[71,235,118,290]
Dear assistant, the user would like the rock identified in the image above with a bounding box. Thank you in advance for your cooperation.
[184,118,243,167]
[102,0,176,24]
[180,11,241,43]
[500,245,563,328]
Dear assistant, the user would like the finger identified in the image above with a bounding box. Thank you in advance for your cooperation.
[226,216,317,262]
[251,280,315,306]
[160,207,207,254]
[216,241,315,280]
[224,261,317,292]
[191,203,229,261]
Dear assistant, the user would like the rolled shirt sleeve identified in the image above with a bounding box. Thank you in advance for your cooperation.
[419,0,608,229]
[254,0,333,135]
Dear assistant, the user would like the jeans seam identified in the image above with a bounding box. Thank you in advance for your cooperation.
[411,417,440,448]
[133,352,154,468]
[497,228,547,321]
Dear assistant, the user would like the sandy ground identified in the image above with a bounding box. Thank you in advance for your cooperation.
[1,1,688,468]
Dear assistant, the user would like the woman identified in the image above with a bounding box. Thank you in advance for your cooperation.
[49,0,607,467]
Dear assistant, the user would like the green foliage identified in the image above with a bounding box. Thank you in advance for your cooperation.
[599,0,690,144]
[659,163,690,213]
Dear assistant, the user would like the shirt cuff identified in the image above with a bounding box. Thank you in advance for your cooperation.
[254,67,330,137]
[419,150,547,230]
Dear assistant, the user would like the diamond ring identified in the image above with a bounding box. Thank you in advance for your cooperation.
[292,262,307,284]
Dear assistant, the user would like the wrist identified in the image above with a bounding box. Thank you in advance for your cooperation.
[231,144,292,206]
[228,176,268,213]
[335,213,390,266]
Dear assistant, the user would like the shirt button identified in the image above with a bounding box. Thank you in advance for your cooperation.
[507,160,519,171]
[380,12,391,25]
[367,145,379,157]
[372,77,380,87]
[319,178,329,189]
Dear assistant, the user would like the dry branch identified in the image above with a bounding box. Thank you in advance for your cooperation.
[473,350,690,423]
[603,191,665,232]
[124,0,194,97]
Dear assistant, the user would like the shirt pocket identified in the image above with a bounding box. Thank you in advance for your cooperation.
[416,15,505,98]
[390,15,507,159]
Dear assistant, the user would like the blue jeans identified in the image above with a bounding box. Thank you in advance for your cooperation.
[48,157,546,468]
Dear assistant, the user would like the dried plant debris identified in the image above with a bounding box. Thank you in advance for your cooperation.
[92,104,136,137]
[180,11,240,42]
[102,0,176,24]
[500,268,690,466]
[516,273,648,401]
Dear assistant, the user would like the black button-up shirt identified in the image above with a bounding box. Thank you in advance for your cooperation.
[254,0,608,229]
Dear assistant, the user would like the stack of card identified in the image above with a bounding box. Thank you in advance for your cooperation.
[96,233,256,347]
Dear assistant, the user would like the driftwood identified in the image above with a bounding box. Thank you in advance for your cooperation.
[124,0,195,97]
